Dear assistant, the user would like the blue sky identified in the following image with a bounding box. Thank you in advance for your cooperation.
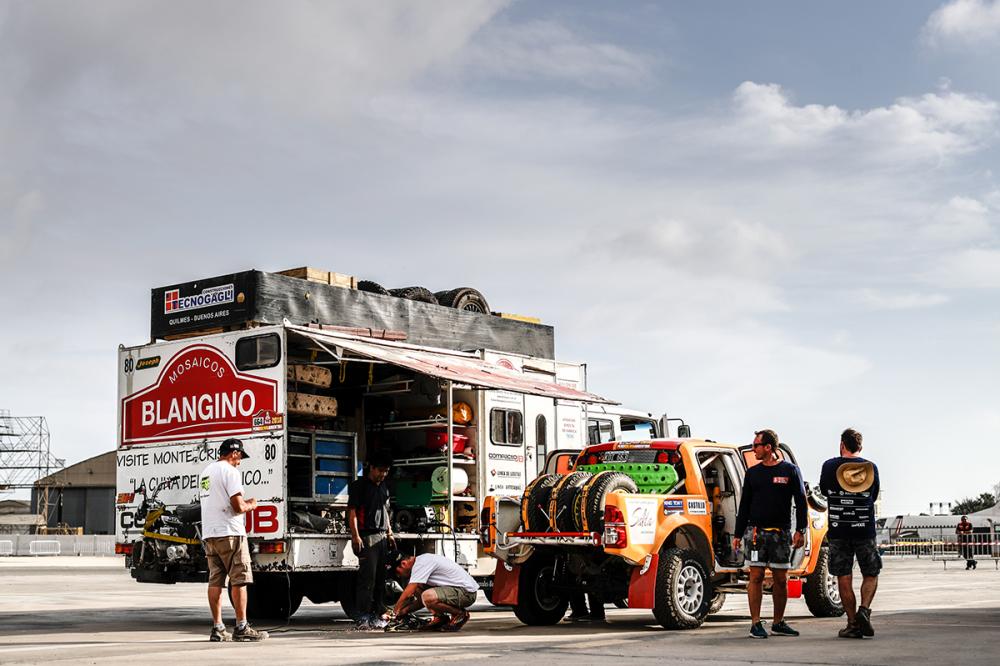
[2,1,999,514]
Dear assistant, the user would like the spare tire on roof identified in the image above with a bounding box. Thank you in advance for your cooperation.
[357,280,389,295]
[389,286,439,305]
[434,287,490,314]
[574,471,638,533]
[521,473,560,533]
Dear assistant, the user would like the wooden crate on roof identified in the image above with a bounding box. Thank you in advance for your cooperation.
[277,267,357,289]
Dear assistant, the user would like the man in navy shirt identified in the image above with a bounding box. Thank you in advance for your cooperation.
[819,428,880,639]
[734,429,807,639]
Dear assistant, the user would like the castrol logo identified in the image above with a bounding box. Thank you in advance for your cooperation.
[121,345,278,445]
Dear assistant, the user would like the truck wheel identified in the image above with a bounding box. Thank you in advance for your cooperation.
[575,471,638,533]
[434,287,490,314]
[548,471,591,532]
[388,286,439,304]
[231,575,304,621]
[803,545,845,617]
[708,590,727,614]
[513,557,568,625]
[521,474,560,532]
[357,280,389,295]
[652,548,711,630]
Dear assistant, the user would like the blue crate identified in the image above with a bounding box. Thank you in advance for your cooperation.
[315,476,350,497]
[316,439,352,456]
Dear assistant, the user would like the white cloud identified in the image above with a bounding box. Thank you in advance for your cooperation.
[852,288,950,310]
[727,82,999,165]
[924,0,1000,47]
[926,248,1000,288]
[920,195,994,243]
[462,19,651,87]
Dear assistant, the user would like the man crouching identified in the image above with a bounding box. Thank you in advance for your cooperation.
[390,553,479,632]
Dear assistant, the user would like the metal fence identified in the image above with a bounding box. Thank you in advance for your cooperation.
[930,534,999,569]
[0,535,117,557]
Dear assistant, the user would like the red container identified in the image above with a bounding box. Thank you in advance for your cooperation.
[425,431,468,454]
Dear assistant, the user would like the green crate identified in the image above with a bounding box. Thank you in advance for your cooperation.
[578,463,678,494]
[394,480,433,507]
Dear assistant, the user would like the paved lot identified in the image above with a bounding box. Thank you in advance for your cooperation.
[0,556,997,665]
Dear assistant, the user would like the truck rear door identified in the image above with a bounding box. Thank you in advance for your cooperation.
[116,327,287,544]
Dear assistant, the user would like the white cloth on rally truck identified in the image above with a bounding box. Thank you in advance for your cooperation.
[408,553,478,593]
[199,460,246,538]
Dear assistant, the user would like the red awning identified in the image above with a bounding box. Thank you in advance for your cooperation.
[288,324,615,404]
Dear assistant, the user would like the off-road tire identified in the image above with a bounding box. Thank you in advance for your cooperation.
[574,471,638,533]
[548,471,592,532]
[234,574,304,621]
[803,545,845,617]
[357,280,389,295]
[521,474,560,532]
[513,556,568,625]
[708,590,727,614]
[434,287,490,314]
[388,286,439,304]
[652,548,711,630]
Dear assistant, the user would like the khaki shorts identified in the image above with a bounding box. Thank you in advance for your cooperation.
[431,586,477,609]
[204,536,253,587]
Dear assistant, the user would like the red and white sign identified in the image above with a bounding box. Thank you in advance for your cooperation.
[121,345,278,445]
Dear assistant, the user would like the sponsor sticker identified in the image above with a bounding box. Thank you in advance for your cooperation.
[624,497,657,545]
[251,410,284,432]
[136,356,161,371]
[164,283,235,314]
[686,499,708,515]
[663,499,684,515]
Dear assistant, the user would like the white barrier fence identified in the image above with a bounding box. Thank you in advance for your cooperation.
[0,535,117,557]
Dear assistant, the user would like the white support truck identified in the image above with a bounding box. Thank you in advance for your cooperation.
[115,269,618,619]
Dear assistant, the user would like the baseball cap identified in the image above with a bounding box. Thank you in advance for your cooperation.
[219,438,250,459]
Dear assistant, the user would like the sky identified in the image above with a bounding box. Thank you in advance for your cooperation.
[1,0,999,515]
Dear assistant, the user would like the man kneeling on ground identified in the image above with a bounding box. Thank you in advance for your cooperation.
[391,553,479,632]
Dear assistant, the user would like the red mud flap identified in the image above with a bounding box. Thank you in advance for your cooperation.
[491,561,520,605]
[627,553,658,609]
[787,578,803,599]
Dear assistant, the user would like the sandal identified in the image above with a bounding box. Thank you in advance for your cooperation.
[420,614,450,631]
[441,611,470,632]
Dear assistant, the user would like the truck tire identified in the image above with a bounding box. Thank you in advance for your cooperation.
[434,287,490,314]
[233,574,303,621]
[652,548,711,630]
[513,556,568,625]
[548,471,592,532]
[521,473,560,532]
[388,286,439,305]
[574,471,638,533]
[357,280,389,295]
[803,545,845,617]
[708,590,727,614]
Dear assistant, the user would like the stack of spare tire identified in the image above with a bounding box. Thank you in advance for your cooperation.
[356,281,491,314]
[520,470,638,535]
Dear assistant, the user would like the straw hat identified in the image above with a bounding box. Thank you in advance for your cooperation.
[836,461,875,493]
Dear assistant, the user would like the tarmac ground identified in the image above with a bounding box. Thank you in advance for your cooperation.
[0,555,997,665]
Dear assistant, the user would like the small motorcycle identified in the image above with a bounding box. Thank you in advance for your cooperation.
[131,476,207,582]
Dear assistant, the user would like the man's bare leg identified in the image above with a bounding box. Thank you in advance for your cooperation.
[208,586,224,625]
[230,584,248,624]
[838,574,857,625]
[747,567,765,624]
[771,569,788,623]
[859,575,878,609]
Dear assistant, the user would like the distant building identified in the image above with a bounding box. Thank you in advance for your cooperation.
[31,451,115,535]
[0,499,44,535]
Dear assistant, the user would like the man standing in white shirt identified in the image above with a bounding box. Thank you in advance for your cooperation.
[199,438,268,642]
[391,553,479,632]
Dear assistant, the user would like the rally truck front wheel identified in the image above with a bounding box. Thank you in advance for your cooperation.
[235,573,303,621]
[652,548,711,630]
[708,590,727,615]
[803,545,845,617]
[513,556,568,626]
